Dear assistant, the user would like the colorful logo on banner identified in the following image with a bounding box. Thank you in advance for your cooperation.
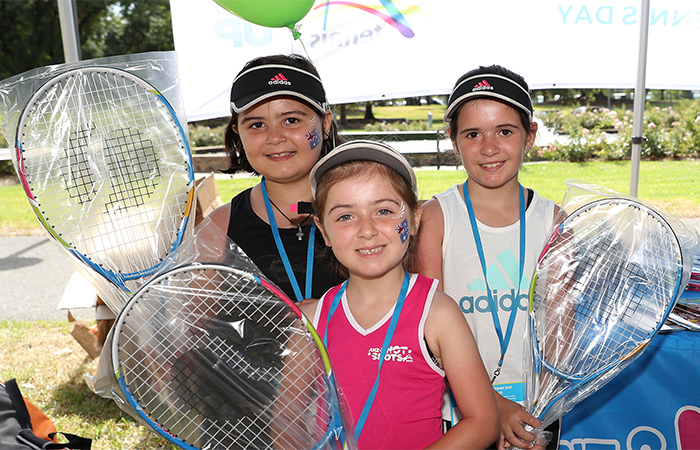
[561,405,700,450]
[314,1,418,38]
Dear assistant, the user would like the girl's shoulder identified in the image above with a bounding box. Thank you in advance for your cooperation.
[303,282,345,326]
[300,298,320,323]
[432,183,463,201]
[207,202,232,232]
[427,287,460,316]
[230,186,254,208]
[420,183,463,220]
[525,188,560,224]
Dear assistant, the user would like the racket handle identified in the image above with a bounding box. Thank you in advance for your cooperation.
[507,424,552,450]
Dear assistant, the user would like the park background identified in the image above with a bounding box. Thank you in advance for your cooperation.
[1,1,700,449]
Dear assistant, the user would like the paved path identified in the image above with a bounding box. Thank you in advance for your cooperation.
[1,219,699,322]
[0,236,93,321]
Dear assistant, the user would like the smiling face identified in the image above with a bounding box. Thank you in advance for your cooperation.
[450,98,537,191]
[233,97,331,184]
[315,163,419,281]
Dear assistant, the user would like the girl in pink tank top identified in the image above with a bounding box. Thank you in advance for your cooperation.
[303,140,499,449]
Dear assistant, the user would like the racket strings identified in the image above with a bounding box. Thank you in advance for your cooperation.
[63,124,97,204]
[104,127,160,211]
[535,202,680,379]
[18,68,192,277]
[118,270,334,449]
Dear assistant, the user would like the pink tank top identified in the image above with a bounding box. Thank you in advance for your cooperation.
[314,274,446,450]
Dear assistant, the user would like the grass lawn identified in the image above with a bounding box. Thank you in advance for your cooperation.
[0,320,178,450]
[344,104,446,122]
[2,159,699,236]
[214,159,700,219]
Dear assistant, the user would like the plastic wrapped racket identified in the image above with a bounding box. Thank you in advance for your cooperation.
[521,198,683,446]
[14,66,194,310]
[111,262,353,450]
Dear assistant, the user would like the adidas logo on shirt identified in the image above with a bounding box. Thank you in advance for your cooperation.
[269,73,291,85]
[472,80,493,92]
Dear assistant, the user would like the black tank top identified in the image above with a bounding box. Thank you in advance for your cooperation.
[227,188,340,300]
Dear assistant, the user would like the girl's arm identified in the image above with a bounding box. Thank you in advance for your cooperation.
[415,199,446,289]
[208,202,232,232]
[425,290,500,449]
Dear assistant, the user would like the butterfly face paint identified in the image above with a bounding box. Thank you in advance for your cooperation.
[396,218,409,243]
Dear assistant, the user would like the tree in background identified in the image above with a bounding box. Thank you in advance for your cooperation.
[0,0,173,81]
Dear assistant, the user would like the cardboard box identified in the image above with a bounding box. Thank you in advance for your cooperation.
[195,173,224,225]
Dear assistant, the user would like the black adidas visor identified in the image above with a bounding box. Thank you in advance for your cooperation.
[230,64,328,114]
[444,73,533,122]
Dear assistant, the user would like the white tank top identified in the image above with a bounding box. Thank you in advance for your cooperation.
[436,184,556,405]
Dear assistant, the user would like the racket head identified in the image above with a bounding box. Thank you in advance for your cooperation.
[111,263,350,450]
[527,198,683,424]
[15,66,194,294]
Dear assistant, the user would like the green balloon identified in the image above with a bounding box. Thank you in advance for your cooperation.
[212,0,315,29]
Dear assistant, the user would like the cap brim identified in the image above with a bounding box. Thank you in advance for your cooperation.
[310,140,417,198]
[231,91,326,115]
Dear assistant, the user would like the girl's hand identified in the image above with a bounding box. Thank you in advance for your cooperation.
[497,397,543,450]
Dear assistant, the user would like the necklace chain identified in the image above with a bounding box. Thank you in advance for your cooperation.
[268,199,313,240]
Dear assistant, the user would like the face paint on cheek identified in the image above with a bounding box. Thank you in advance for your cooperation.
[392,202,406,220]
[306,127,322,150]
[396,218,409,243]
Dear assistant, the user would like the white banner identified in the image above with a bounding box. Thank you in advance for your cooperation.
[170,0,700,122]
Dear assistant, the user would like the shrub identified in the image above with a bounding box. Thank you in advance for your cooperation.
[537,103,700,161]
[188,124,226,148]
[363,120,433,132]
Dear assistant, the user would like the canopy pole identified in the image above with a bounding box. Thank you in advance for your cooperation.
[57,0,81,63]
[629,0,650,198]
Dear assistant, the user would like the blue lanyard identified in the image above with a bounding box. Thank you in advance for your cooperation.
[462,180,525,383]
[323,271,410,440]
[260,178,315,302]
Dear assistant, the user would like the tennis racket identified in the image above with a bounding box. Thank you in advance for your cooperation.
[521,198,683,445]
[14,66,194,303]
[111,262,351,450]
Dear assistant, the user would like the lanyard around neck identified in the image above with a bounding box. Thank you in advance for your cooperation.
[323,271,411,440]
[260,178,315,302]
[462,180,525,383]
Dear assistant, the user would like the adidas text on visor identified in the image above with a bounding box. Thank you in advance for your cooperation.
[230,64,328,114]
[444,74,533,122]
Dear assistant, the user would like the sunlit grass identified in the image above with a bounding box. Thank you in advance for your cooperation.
[2,159,699,236]
[0,320,178,450]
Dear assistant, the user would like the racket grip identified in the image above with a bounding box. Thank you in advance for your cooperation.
[507,424,552,450]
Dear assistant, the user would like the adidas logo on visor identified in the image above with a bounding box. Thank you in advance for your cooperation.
[472,80,493,92]
[269,73,291,85]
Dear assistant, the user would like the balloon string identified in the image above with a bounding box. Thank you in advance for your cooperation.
[298,37,311,61]
[288,25,312,61]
